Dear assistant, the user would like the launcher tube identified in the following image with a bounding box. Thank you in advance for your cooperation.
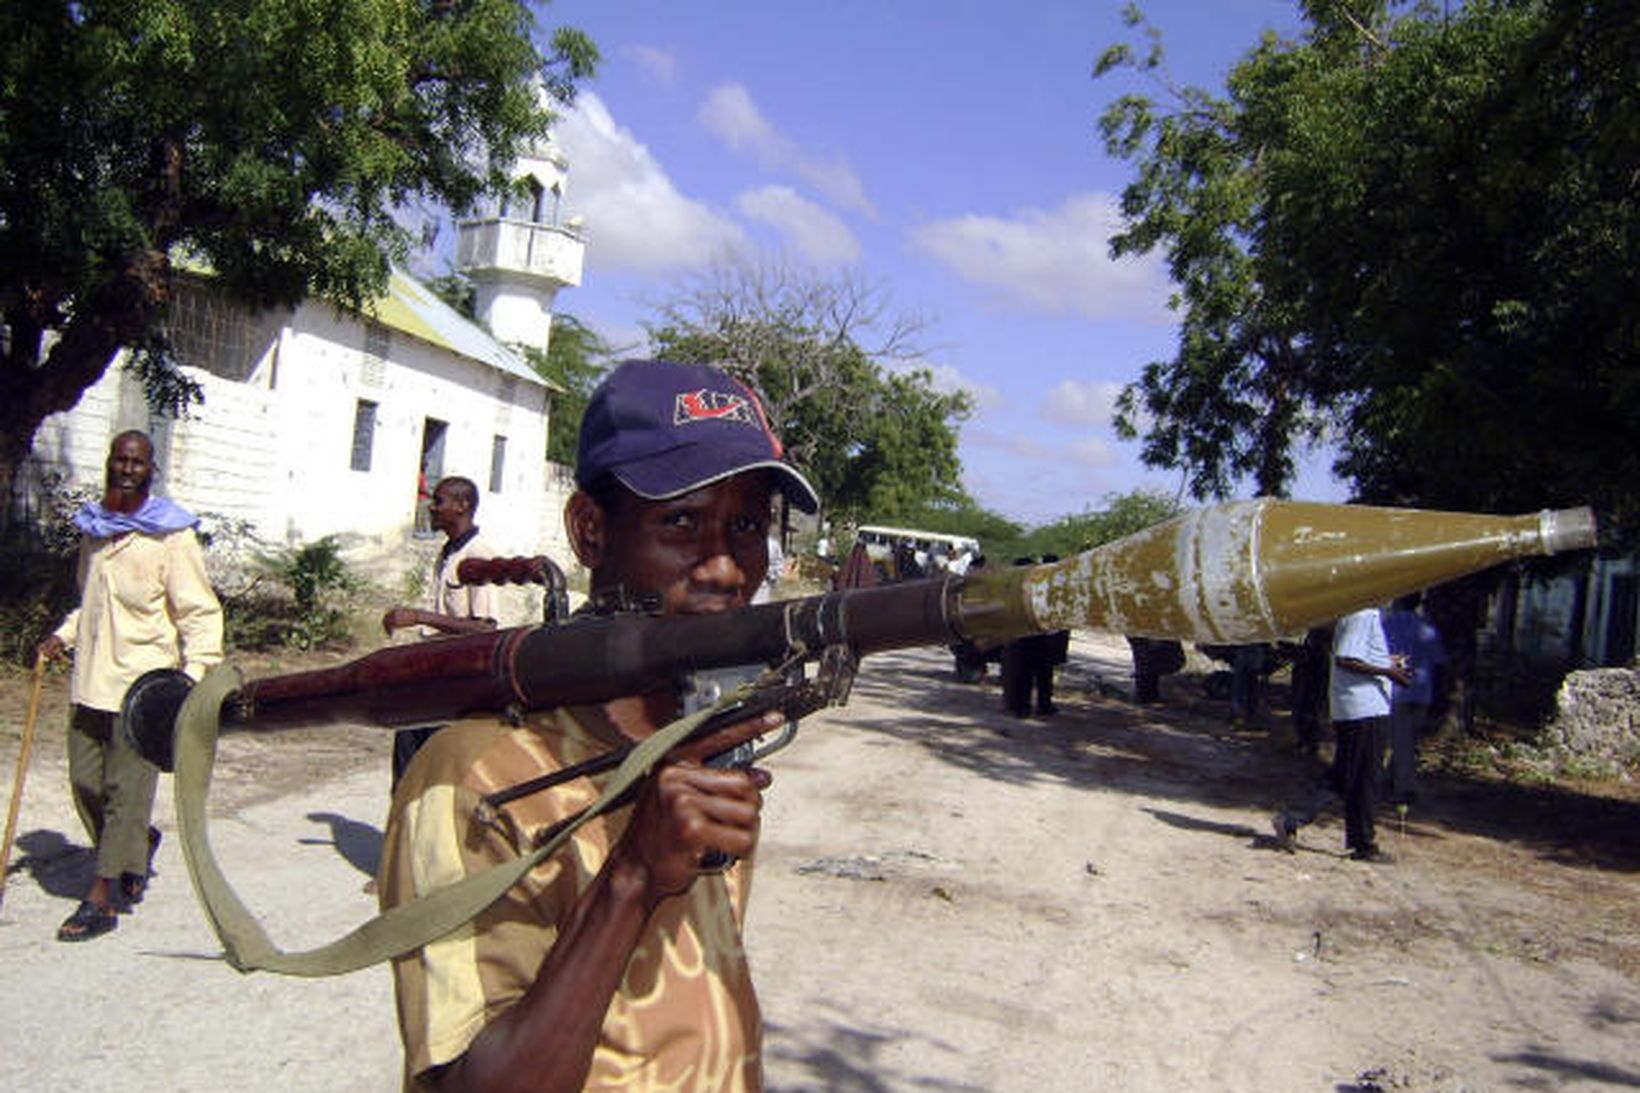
[230,501,1595,731]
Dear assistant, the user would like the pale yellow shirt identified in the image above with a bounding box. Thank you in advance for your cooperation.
[53,527,224,711]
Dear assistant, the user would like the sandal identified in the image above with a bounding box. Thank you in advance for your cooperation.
[58,900,118,942]
[120,827,162,906]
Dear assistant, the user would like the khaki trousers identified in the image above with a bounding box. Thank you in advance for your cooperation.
[67,705,159,879]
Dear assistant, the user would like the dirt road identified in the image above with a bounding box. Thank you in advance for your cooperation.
[2,637,1638,1091]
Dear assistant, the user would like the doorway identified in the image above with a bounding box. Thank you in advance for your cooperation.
[415,417,448,534]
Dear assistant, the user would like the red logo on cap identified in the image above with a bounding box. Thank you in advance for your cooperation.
[675,389,754,426]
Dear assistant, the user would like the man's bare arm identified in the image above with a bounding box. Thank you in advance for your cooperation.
[1335,655,1414,687]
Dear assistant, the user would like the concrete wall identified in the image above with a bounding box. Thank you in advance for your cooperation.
[20,287,565,627]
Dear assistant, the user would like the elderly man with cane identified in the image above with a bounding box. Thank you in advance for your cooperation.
[37,430,222,941]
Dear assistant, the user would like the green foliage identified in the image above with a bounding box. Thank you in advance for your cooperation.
[646,260,972,519]
[252,535,362,650]
[527,312,615,464]
[194,511,285,651]
[0,0,599,490]
[199,517,370,652]
[125,329,205,419]
[424,273,477,319]
[1023,488,1182,559]
[1098,3,1640,535]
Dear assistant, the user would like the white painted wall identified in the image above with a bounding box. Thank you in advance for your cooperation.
[22,284,573,627]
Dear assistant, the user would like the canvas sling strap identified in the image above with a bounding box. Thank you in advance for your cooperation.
[170,663,746,978]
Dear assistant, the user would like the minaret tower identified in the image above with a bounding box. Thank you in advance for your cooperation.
[455,122,584,353]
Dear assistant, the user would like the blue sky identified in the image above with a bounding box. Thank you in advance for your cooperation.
[459,1,1347,525]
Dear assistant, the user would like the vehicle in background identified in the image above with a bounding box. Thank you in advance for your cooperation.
[855,525,981,582]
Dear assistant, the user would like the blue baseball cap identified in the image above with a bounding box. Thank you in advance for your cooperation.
[576,360,820,513]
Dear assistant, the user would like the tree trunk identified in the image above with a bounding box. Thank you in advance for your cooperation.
[0,252,171,517]
[1427,573,1494,738]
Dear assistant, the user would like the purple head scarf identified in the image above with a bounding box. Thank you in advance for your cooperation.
[74,495,199,538]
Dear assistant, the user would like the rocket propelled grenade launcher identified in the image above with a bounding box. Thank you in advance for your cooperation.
[123,500,1596,771]
[117,499,1599,978]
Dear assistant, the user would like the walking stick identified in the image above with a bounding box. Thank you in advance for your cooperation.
[0,652,48,911]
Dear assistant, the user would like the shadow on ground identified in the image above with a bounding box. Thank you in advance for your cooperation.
[301,811,383,878]
[763,1004,983,1093]
[6,828,94,900]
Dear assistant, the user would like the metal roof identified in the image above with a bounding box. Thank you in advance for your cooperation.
[366,269,561,392]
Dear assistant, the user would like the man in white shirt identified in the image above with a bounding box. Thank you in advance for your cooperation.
[1274,606,1411,862]
[382,476,498,785]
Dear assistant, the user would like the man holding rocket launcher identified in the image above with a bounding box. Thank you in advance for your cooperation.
[125,361,1598,1092]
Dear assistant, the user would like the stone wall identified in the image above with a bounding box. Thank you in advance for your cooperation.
[1543,667,1640,764]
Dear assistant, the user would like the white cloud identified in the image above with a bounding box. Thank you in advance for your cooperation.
[699,84,874,217]
[1040,379,1125,427]
[1069,435,1120,467]
[698,83,775,155]
[963,424,1056,461]
[735,186,860,266]
[909,193,1172,319]
[552,92,747,275]
[624,44,676,85]
[885,357,1002,413]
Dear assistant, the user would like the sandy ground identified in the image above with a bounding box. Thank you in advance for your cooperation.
[2,634,1639,1092]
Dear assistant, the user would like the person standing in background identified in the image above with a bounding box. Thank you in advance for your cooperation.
[1230,643,1269,728]
[1275,606,1411,862]
[1288,626,1333,756]
[381,475,498,786]
[1381,593,1447,808]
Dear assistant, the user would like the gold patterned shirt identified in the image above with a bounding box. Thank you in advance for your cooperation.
[380,707,763,1091]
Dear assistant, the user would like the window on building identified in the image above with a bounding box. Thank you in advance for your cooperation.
[167,276,259,381]
[350,399,378,472]
[490,434,508,494]
[362,323,390,388]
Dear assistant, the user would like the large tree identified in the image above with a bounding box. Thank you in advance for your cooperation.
[646,260,972,520]
[528,312,614,465]
[1098,1,1640,534]
[0,0,597,502]
[1025,487,1182,560]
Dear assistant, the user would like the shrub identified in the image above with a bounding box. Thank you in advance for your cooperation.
[253,536,362,651]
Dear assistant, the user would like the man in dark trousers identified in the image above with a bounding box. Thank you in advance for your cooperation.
[1381,593,1446,807]
[1274,606,1411,862]
[1288,625,1332,756]
[1000,555,1068,717]
[38,430,223,941]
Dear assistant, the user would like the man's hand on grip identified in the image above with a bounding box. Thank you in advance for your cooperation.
[618,708,781,901]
